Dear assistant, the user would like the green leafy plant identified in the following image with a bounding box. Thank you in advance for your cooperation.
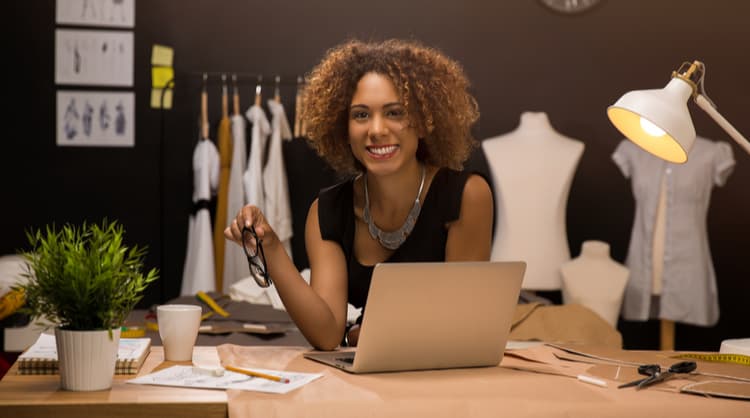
[14,219,159,332]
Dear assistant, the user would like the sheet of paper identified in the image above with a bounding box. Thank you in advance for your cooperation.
[150,88,173,109]
[151,44,174,66]
[128,365,323,394]
[152,67,174,88]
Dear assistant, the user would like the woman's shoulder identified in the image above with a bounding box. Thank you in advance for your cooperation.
[317,176,356,240]
[319,176,355,208]
[432,167,487,191]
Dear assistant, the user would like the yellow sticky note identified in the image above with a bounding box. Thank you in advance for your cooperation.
[151,88,173,109]
[151,44,174,66]
[152,67,174,89]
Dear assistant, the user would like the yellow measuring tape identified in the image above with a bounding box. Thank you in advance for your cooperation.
[672,352,750,366]
[196,291,230,317]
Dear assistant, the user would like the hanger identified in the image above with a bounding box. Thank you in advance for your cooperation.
[221,73,228,118]
[232,74,240,116]
[294,75,303,137]
[254,75,262,107]
[201,73,209,140]
[300,76,308,136]
[274,75,281,103]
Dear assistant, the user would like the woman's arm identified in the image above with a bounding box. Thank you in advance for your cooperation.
[225,200,349,350]
[445,174,494,261]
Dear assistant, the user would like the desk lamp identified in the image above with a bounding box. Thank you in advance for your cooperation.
[607,60,750,163]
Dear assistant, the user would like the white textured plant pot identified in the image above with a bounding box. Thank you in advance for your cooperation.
[55,327,121,391]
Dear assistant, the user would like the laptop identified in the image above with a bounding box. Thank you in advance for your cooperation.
[303,261,526,373]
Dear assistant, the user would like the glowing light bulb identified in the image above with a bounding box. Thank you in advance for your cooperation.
[640,117,666,137]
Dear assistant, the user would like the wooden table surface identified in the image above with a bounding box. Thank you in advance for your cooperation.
[0,346,227,418]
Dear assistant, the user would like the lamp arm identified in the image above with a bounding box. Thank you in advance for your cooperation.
[695,94,750,156]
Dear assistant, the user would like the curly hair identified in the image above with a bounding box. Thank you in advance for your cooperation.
[302,39,480,175]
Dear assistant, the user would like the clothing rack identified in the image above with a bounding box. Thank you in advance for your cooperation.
[157,70,304,302]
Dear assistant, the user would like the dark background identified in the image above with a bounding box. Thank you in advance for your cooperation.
[5,0,749,350]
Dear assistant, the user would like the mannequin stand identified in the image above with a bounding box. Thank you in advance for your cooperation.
[660,319,675,350]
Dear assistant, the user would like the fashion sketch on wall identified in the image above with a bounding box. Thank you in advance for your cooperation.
[55,29,133,86]
[57,91,134,147]
[56,0,135,28]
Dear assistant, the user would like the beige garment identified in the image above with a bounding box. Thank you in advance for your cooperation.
[510,303,622,348]
[213,115,232,291]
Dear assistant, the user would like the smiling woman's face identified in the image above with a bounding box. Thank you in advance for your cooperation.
[348,72,419,177]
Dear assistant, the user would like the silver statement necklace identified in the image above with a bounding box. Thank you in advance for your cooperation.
[362,164,426,250]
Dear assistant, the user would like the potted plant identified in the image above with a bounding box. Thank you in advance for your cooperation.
[14,219,158,391]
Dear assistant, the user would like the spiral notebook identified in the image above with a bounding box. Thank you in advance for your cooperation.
[17,333,151,375]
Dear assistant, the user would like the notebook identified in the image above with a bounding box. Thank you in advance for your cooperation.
[304,261,525,373]
[17,333,151,375]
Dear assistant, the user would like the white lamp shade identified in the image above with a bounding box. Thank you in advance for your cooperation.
[607,78,696,163]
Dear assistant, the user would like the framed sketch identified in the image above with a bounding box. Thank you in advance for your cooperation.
[56,0,135,28]
[57,90,135,147]
[56,29,133,86]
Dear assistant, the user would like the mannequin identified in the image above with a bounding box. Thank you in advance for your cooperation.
[612,136,735,340]
[652,174,674,349]
[560,240,629,327]
[482,111,585,290]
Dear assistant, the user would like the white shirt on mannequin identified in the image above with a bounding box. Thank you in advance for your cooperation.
[560,240,629,327]
[482,111,585,290]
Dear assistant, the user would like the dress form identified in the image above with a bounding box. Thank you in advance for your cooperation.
[653,175,674,350]
[560,241,629,327]
[481,111,585,290]
[612,137,734,331]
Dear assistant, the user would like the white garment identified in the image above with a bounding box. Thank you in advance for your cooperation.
[181,139,220,296]
[482,112,584,290]
[222,115,250,293]
[612,137,734,326]
[265,100,294,258]
[243,105,270,211]
[229,269,362,323]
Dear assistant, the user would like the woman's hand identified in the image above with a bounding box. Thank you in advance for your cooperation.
[224,205,280,251]
[345,324,361,347]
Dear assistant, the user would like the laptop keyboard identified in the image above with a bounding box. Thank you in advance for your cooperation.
[335,357,354,364]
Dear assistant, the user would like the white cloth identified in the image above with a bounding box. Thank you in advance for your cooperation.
[0,254,27,296]
[229,269,362,323]
[181,139,220,296]
[222,115,250,293]
[265,100,294,258]
[243,105,270,211]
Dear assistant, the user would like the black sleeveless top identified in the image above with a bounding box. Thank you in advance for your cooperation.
[318,168,473,314]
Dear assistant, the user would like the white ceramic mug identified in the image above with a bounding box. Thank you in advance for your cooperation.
[157,304,202,361]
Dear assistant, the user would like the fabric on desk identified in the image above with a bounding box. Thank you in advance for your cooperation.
[551,343,750,400]
[510,303,622,348]
[216,344,750,418]
[167,293,293,324]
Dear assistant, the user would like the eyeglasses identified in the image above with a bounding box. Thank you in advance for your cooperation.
[241,226,271,288]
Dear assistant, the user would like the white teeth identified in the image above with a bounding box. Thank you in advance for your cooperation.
[369,145,397,155]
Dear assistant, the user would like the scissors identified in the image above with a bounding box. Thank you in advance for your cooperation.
[618,361,697,390]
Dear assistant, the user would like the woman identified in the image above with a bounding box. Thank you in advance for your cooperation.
[225,39,493,350]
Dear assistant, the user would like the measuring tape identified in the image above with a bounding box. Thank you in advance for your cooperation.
[672,352,750,366]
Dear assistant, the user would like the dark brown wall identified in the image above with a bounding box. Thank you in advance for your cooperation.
[6,0,749,350]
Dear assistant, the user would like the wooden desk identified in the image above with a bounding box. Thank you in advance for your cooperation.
[3,345,749,418]
[0,347,227,418]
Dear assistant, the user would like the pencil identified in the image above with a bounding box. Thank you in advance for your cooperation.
[225,365,290,383]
